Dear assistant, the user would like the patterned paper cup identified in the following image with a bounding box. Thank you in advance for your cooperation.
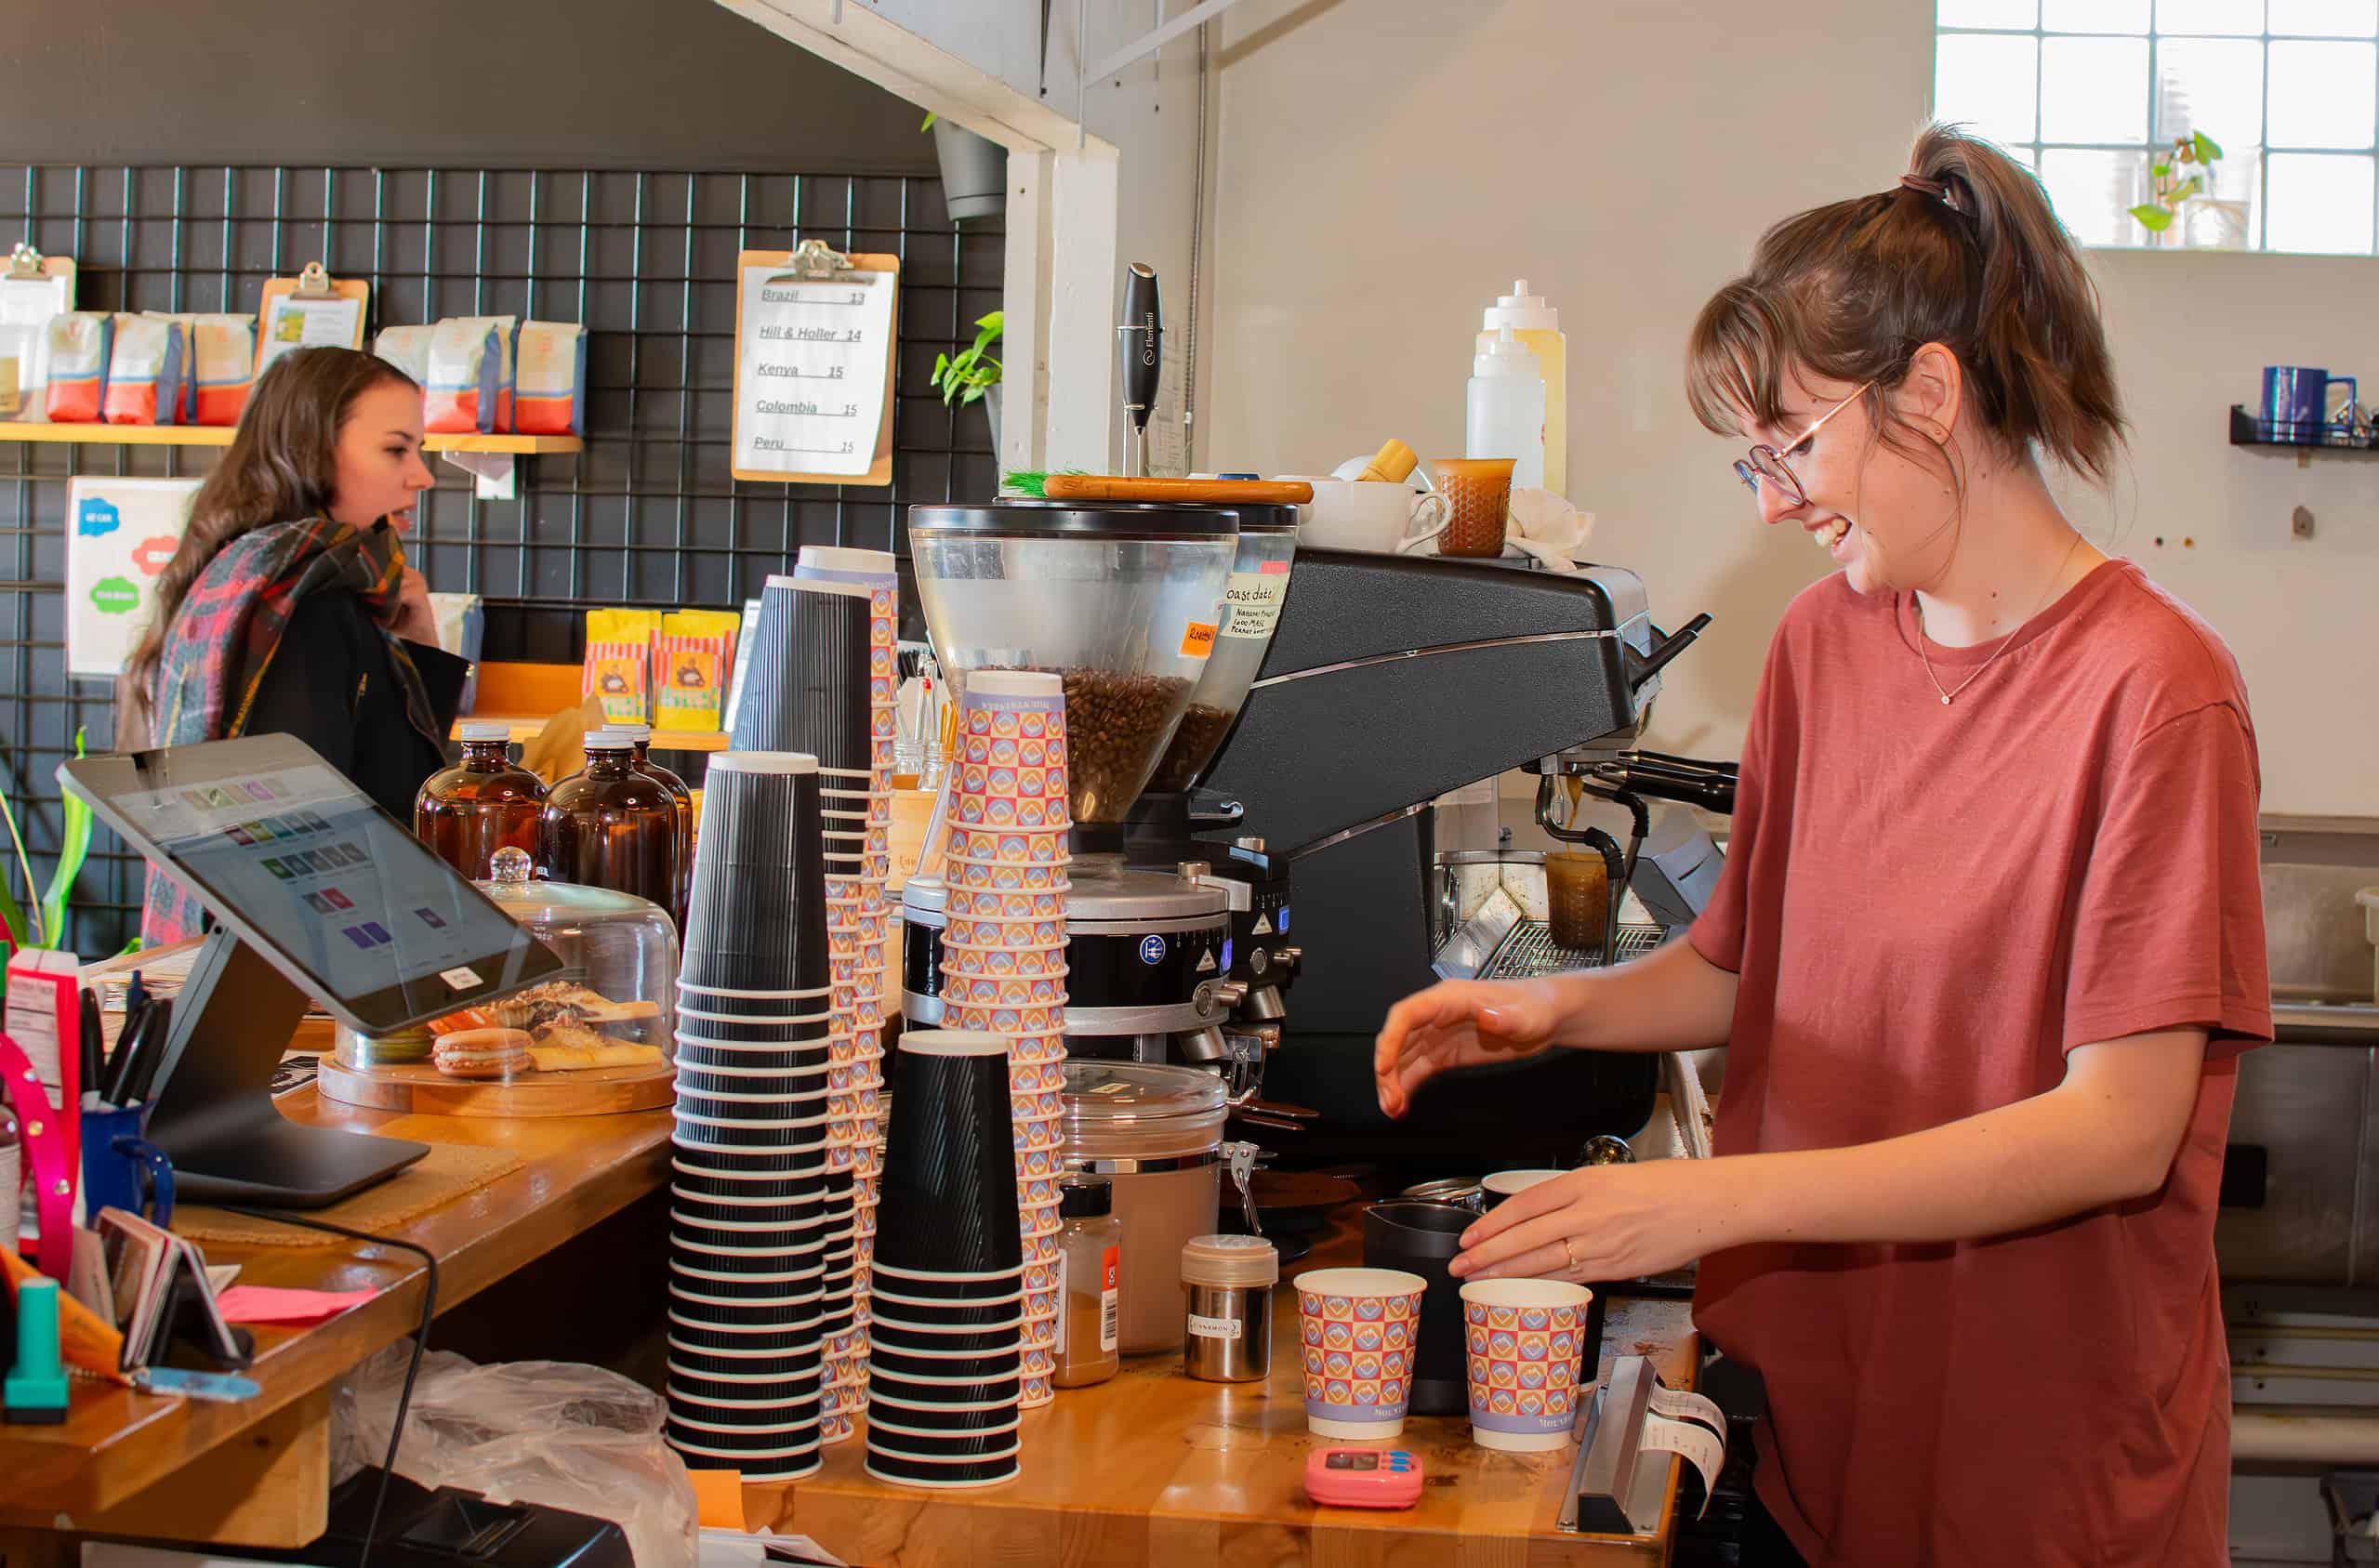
[945,889,1067,922]
[1294,1268,1429,1439]
[1011,1115,1065,1155]
[943,826,1070,865]
[1458,1278,1592,1452]
[946,858,1069,892]
[1008,1060,1065,1095]
[940,942,1068,980]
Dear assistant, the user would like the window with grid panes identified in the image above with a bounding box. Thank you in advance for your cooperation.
[1936,1,2379,253]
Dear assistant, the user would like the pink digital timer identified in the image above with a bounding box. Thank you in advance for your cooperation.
[1303,1447,1424,1509]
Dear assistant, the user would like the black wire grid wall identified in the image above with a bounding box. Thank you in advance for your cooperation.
[0,163,1003,953]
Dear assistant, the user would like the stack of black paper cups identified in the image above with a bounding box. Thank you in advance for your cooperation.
[864,1028,1026,1488]
[730,571,888,1440]
[666,750,836,1482]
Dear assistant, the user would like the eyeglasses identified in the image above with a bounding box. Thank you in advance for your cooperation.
[1731,380,1875,506]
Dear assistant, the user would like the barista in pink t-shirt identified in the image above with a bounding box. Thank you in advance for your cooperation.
[1375,123,2268,1568]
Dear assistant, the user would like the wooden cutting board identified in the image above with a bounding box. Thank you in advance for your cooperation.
[317,1055,675,1116]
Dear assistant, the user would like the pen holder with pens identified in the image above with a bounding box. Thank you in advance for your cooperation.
[81,1102,172,1227]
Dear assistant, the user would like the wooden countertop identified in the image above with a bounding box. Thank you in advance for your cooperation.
[752,1224,1698,1567]
[0,1087,672,1532]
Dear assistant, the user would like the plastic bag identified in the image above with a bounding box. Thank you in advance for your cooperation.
[333,1344,698,1568]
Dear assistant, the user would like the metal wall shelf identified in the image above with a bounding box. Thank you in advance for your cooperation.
[0,424,581,454]
[2230,404,2379,455]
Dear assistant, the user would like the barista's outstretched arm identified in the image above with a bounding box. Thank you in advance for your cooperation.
[1372,938,1736,1119]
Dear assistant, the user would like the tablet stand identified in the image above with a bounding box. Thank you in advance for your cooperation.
[142,928,429,1207]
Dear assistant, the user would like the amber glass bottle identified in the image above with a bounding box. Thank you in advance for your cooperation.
[415,720,548,881]
[538,731,681,914]
[601,723,694,927]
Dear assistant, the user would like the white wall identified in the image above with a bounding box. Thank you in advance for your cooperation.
[1205,0,2379,817]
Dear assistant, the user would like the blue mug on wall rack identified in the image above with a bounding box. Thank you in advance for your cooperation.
[2261,365,2358,443]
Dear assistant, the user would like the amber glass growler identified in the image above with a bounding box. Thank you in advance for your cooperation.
[538,731,681,916]
[415,720,548,881]
[600,722,694,928]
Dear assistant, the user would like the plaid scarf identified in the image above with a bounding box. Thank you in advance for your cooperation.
[141,517,439,944]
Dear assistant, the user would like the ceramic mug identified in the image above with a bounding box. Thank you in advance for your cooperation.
[2262,365,2358,441]
[1285,477,1449,553]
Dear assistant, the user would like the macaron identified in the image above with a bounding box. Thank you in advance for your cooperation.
[432,1026,532,1079]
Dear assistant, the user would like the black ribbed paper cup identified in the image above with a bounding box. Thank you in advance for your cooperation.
[670,1209,839,1251]
[675,1008,837,1039]
[669,1279,823,1316]
[867,1344,1023,1382]
[675,1064,833,1101]
[867,1390,1023,1430]
[868,1319,1023,1357]
[874,1030,1022,1276]
[668,1267,829,1304]
[670,1184,826,1224]
[862,1449,1020,1489]
[681,752,829,992]
[731,576,873,769]
[867,1263,1024,1301]
[868,1366,1022,1403]
[672,1110,833,1151]
[677,982,835,1019]
[675,1046,835,1078]
[667,1416,821,1456]
[669,1362,826,1406]
[866,1285,1024,1326]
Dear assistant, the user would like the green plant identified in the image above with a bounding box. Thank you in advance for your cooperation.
[921,112,938,132]
[0,726,94,951]
[931,312,1003,409]
[2131,132,2224,234]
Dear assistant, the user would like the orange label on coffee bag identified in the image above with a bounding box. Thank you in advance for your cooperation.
[1179,621,1218,657]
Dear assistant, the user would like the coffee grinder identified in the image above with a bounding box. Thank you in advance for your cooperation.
[898,501,1250,1069]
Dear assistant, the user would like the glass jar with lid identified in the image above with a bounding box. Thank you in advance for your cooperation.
[1061,1059,1227,1353]
[335,846,680,1070]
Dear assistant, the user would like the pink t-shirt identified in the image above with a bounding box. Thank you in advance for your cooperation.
[1690,560,2269,1567]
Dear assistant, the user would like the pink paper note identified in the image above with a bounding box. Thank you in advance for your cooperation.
[213,1285,377,1325]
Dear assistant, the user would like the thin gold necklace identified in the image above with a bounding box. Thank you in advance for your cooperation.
[1913,531,2084,706]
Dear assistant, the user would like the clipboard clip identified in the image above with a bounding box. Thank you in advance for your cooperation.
[6,243,49,281]
[291,261,338,298]
[768,239,857,284]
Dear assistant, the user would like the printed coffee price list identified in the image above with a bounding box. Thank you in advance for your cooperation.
[734,263,897,481]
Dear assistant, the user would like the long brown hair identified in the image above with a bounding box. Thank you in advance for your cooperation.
[1685,122,2124,490]
[120,347,418,743]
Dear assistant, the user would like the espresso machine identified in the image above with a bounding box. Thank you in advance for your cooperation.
[1187,547,1726,1167]
[895,498,1727,1167]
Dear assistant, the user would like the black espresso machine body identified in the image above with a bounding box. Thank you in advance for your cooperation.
[1189,547,1706,1170]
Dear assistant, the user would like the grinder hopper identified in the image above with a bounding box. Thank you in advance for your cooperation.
[907,501,1239,824]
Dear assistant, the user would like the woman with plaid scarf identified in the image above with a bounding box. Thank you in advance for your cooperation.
[120,347,470,944]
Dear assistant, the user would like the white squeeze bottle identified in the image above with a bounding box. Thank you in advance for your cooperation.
[1466,325,1546,491]
[1478,279,1566,495]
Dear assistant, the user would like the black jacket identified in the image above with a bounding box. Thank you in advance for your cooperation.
[241,588,472,824]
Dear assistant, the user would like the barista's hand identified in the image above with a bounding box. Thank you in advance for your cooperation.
[388,567,440,648]
[1373,978,1566,1119]
[1450,1158,1743,1284]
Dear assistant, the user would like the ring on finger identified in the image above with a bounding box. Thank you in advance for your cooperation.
[1563,1237,1582,1274]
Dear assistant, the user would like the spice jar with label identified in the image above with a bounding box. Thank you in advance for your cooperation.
[1180,1233,1278,1383]
[1055,1175,1123,1389]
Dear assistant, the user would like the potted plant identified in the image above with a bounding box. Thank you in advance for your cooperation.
[923,112,1007,224]
[931,310,1004,452]
[2131,132,2246,249]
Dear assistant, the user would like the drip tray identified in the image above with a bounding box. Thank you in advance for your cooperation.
[1479,920,1666,981]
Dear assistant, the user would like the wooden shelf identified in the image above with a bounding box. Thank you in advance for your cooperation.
[455,716,728,750]
[0,425,581,455]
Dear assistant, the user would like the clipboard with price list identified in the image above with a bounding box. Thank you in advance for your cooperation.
[731,241,899,487]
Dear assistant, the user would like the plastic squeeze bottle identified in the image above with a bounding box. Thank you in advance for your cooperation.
[1479,280,1566,496]
[1466,326,1546,491]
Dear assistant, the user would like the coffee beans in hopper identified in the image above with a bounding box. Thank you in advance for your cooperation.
[1146,703,1236,795]
[991,666,1192,822]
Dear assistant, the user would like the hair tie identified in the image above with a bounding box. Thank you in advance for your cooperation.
[1899,174,1950,199]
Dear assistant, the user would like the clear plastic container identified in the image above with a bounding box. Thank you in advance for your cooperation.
[1060,1060,1228,1353]
[337,847,680,1070]
[1147,505,1299,794]
[907,501,1238,822]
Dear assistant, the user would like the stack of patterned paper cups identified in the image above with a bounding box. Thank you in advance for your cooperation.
[795,547,903,1413]
[732,568,890,1440]
[865,1029,1026,1489]
[666,751,835,1482]
[934,669,1071,1408]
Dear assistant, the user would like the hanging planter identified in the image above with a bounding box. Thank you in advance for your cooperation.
[931,311,1004,453]
[925,114,1008,224]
